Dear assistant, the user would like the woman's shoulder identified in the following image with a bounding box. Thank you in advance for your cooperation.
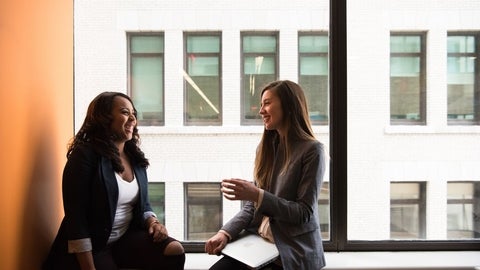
[296,138,324,149]
[68,142,99,160]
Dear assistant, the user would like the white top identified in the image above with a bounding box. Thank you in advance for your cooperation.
[107,172,139,244]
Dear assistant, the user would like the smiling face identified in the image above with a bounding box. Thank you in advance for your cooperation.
[259,89,285,134]
[110,96,137,143]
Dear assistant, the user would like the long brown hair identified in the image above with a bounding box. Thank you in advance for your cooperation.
[254,80,315,189]
[67,92,149,172]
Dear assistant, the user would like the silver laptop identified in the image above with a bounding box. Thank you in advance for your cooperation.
[221,233,279,269]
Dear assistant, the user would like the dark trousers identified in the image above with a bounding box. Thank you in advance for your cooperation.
[47,229,185,270]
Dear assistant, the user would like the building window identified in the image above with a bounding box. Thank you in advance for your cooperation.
[447,33,480,125]
[184,32,222,126]
[241,32,278,124]
[298,32,329,125]
[128,33,165,126]
[447,181,480,239]
[390,33,426,125]
[390,182,426,239]
[318,181,330,240]
[185,183,222,241]
[148,182,165,224]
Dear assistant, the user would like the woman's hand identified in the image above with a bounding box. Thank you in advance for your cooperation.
[205,232,228,255]
[221,178,260,203]
[148,219,168,242]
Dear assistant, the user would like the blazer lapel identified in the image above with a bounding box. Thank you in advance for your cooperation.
[101,156,118,223]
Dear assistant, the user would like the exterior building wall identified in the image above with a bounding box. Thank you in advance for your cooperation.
[74,0,480,241]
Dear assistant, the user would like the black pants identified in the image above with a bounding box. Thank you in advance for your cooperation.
[47,229,185,270]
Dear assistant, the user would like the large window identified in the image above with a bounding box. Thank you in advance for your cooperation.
[241,32,278,124]
[299,32,329,125]
[390,33,426,125]
[447,181,480,239]
[75,0,480,253]
[390,182,426,239]
[184,183,222,241]
[128,33,165,126]
[447,33,480,125]
[184,32,222,126]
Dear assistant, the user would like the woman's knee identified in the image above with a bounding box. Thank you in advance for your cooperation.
[163,240,185,256]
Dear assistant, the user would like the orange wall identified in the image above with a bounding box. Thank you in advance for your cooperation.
[0,0,73,269]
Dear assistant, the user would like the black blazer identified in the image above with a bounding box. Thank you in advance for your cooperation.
[45,143,153,259]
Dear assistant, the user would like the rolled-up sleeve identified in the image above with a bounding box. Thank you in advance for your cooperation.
[68,238,92,253]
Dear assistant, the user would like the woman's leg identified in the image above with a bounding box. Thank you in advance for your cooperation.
[112,229,185,270]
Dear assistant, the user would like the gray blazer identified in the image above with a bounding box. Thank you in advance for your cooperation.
[222,139,326,270]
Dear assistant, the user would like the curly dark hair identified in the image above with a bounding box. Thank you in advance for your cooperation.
[67,91,149,172]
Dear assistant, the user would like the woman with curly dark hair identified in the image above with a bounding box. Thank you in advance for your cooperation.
[43,92,185,270]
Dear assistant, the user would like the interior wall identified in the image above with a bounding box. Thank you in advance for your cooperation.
[0,0,73,269]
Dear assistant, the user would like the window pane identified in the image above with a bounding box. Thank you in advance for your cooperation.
[243,36,277,53]
[390,34,425,124]
[148,183,165,224]
[131,36,164,53]
[185,183,222,241]
[129,34,164,126]
[447,34,478,123]
[347,0,479,247]
[299,33,329,125]
[187,36,220,53]
[131,56,164,124]
[319,182,330,240]
[241,33,278,124]
[390,182,426,239]
[391,36,421,53]
[184,33,222,125]
[447,182,480,239]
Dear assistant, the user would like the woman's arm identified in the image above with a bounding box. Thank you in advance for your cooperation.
[75,251,96,270]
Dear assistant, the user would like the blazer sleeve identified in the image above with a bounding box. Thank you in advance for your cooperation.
[62,145,99,243]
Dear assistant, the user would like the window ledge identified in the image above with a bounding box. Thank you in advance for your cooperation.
[385,125,480,134]
[185,251,480,270]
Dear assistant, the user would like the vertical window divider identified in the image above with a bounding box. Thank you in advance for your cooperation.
[329,0,347,252]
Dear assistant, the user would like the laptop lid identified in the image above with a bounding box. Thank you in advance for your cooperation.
[221,233,279,269]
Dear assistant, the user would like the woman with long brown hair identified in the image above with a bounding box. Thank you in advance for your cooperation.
[205,80,326,270]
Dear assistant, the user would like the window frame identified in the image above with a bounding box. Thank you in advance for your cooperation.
[240,31,279,125]
[390,181,427,239]
[298,31,330,126]
[183,182,223,242]
[183,31,223,126]
[183,0,480,253]
[447,31,480,126]
[389,32,427,125]
[127,32,165,126]
[447,181,480,239]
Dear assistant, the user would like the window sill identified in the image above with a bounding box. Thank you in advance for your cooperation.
[184,251,480,270]
[385,125,480,134]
